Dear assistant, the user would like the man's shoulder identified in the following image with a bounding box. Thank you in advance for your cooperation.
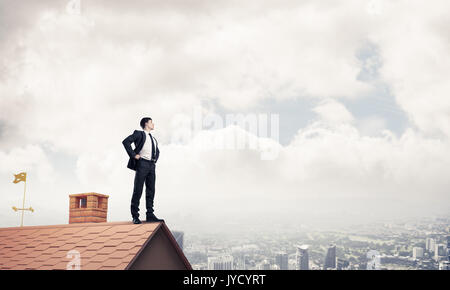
[130,130,144,140]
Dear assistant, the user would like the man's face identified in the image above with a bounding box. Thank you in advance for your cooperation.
[147,119,154,130]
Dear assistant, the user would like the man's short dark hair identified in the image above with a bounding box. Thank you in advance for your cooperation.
[140,117,152,129]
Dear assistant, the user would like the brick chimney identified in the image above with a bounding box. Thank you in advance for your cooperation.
[69,192,109,224]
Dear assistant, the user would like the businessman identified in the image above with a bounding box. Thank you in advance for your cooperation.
[122,117,164,224]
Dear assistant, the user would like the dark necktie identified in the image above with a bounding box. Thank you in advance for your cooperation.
[149,133,156,160]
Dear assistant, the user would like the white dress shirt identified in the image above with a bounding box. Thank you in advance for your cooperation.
[139,130,157,160]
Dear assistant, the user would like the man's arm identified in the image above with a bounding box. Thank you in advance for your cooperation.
[122,130,139,159]
[155,138,160,162]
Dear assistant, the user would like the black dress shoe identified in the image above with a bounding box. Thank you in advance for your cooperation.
[146,213,164,222]
[132,217,142,224]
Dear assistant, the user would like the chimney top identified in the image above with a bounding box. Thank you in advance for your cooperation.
[69,192,109,224]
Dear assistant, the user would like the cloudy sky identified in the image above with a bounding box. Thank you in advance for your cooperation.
[1,0,449,232]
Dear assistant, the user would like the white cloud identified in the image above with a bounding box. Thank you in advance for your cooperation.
[0,144,57,182]
[357,115,386,136]
[312,99,355,124]
[1,0,450,229]
[369,0,450,137]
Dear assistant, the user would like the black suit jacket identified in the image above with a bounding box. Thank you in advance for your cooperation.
[122,130,160,171]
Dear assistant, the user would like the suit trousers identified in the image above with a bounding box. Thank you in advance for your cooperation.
[130,158,156,219]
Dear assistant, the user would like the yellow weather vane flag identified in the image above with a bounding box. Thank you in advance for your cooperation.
[13,172,27,183]
[12,171,34,227]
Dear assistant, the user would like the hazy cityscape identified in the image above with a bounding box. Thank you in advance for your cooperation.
[173,215,450,270]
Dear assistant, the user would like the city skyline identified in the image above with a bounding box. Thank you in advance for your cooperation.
[186,214,450,270]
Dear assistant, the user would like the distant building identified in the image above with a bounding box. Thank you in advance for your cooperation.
[324,244,336,269]
[257,260,271,270]
[208,255,234,270]
[192,263,208,270]
[435,244,446,261]
[275,252,289,270]
[439,261,450,270]
[426,238,436,253]
[447,236,450,262]
[242,254,250,270]
[172,231,184,251]
[336,258,350,270]
[296,245,309,270]
[413,247,424,259]
[271,264,280,270]
[288,256,297,270]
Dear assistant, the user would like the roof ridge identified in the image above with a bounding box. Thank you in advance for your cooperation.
[0,221,163,231]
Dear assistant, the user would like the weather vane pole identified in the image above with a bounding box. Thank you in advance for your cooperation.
[12,172,34,227]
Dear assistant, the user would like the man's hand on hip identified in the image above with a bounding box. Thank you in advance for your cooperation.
[134,154,141,160]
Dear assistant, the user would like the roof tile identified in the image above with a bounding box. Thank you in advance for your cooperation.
[114,242,138,251]
[108,250,134,259]
[53,261,69,269]
[102,258,123,267]
[78,249,97,258]
[102,239,123,247]
[96,246,117,255]
[89,254,110,263]
[83,262,103,270]
[85,243,104,251]
[72,226,112,237]
[34,253,54,262]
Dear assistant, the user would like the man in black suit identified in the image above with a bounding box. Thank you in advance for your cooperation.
[122,117,164,224]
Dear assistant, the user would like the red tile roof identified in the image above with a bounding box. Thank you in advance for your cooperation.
[0,221,191,270]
